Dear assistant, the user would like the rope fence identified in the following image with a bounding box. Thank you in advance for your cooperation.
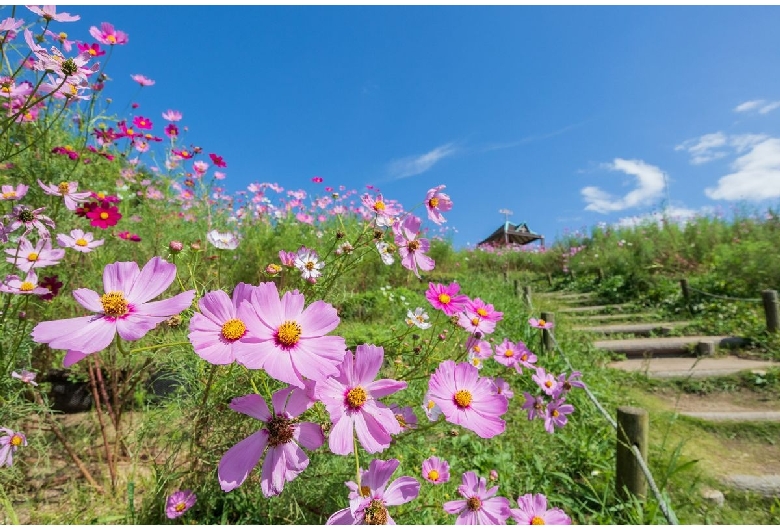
[679,279,779,332]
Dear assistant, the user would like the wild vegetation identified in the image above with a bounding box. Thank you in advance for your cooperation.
[1,6,779,525]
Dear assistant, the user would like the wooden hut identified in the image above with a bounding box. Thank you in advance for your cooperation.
[477,221,544,248]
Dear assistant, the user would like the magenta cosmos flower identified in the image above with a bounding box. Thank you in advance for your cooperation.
[233,282,346,388]
[361,192,401,227]
[38,180,91,211]
[511,493,571,525]
[31,257,195,367]
[327,458,420,525]
[86,203,122,229]
[424,185,453,225]
[466,337,493,359]
[426,282,469,316]
[532,367,561,397]
[427,360,507,438]
[316,344,406,455]
[89,22,128,45]
[5,237,64,273]
[165,489,196,519]
[529,317,554,330]
[393,215,434,279]
[545,399,575,433]
[0,428,27,467]
[422,455,450,485]
[218,386,324,496]
[443,471,511,525]
[57,229,104,253]
[188,284,257,365]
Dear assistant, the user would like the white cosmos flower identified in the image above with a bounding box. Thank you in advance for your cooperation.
[406,307,431,330]
[206,230,239,250]
[294,247,325,281]
[376,241,394,265]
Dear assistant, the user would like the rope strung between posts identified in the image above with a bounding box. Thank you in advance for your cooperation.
[686,285,761,303]
[547,332,679,525]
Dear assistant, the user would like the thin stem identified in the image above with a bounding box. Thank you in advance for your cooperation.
[354,434,361,489]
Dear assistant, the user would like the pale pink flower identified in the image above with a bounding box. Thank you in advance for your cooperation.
[394,215,434,279]
[57,229,104,253]
[162,109,182,121]
[0,184,28,201]
[424,185,453,225]
[89,22,128,46]
[5,237,64,273]
[26,5,80,22]
[511,493,572,525]
[131,74,154,86]
[37,180,91,211]
[422,455,450,485]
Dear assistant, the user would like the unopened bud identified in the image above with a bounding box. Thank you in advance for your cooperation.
[489,470,498,481]
[265,263,282,275]
[169,240,183,253]
[336,230,345,239]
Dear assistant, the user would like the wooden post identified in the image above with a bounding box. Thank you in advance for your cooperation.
[523,286,532,307]
[680,278,691,314]
[541,311,554,352]
[762,290,780,333]
[503,269,508,283]
[696,340,716,357]
[616,406,648,500]
[597,267,604,283]
[513,279,519,298]
[546,272,553,287]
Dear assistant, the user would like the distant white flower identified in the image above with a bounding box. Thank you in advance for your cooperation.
[467,352,484,370]
[335,241,354,255]
[376,241,394,265]
[206,230,239,250]
[294,247,325,281]
[422,393,442,422]
[406,307,431,329]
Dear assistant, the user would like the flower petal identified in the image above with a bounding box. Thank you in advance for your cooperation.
[383,476,420,506]
[125,256,176,304]
[103,261,139,293]
[294,422,324,451]
[229,394,271,422]
[298,299,339,337]
[218,429,269,492]
[72,288,102,312]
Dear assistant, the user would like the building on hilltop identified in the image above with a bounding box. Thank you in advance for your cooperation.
[477,221,544,249]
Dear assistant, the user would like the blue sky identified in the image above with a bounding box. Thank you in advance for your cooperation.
[20,5,780,248]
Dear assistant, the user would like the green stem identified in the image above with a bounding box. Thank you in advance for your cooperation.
[354,434,362,489]
[128,341,191,354]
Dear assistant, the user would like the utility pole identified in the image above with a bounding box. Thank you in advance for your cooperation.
[499,208,513,245]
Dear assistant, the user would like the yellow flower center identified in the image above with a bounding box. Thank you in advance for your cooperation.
[305,260,315,271]
[75,238,88,247]
[99,212,109,220]
[407,240,420,252]
[275,320,302,347]
[101,291,129,317]
[360,485,371,497]
[2,191,16,199]
[473,345,481,354]
[59,32,68,40]
[374,200,385,211]
[363,499,388,525]
[438,293,451,304]
[504,349,514,358]
[97,192,106,199]
[126,128,134,135]
[471,358,480,366]
[58,181,70,194]
[453,389,472,409]
[26,252,39,262]
[395,413,408,428]
[428,197,439,208]
[427,469,439,481]
[427,400,436,410]
[175,501,186,513]
[538,319,546,327]
[466,496,482,511]
[552,409,559,418]
[477,308,488,317]
[531,516,545,525]
[107,34,116,44]
[346,386,368,409]
[521,353,528,361]
[10,434,23,446]
[88,49,96,56]
[221,318,246,341]
[544,381,553,388]
[20,282,34,291]
[471,317,479,326]
[0,86,9,93]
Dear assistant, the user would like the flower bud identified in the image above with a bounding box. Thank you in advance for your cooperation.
[169,240,183,253]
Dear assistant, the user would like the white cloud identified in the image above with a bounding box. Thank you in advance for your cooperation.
[735,100,765,112]
[581,159,667,214]
[705,138,780,201]
[387,143,457,180]
[615,206,709,228]
[730,133,769,154]
[760,101,780,114]
[675,132,728,165]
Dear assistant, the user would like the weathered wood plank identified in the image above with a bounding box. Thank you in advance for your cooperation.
[682,411,780,422]
[558,304,631,314]
[573,321,691,335]
[594,335,747,357]
[608,355,779,377]
[570,313,658,322]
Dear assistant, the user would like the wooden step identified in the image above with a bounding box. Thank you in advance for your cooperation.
[608,355,777,378]
[570,313,658,322]
[595,335,747,358]
[558,304,631,314]
[682,411,780,422]
[573,321,691,336]
[722,475,780,497]
[539,292,596,300]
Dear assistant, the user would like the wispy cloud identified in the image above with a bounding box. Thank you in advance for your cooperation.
[386,143,458,180]
[581,158,667,214]
[705,138,780,201]
[676,132,768,165]
[481,122,584,153]
[614,205,710,228]
[734,99,780,115]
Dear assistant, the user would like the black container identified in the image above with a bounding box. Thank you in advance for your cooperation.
[46,369,93,413]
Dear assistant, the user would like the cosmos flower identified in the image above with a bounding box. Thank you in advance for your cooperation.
[11,370,37,386]
[209,153,227,167]
[424,185,453,225]
[131,74,154,86]
[38,180,91,211]
[162,109,182,121]
[0,184,28,201]
[26,5,80,22]
[316,344,406,455]
[5,237,64,273]
[544,399,574,433]
[89,22,128,46]
[511,493,571,525]
[86,202,122,229]
[5,205,55,238]
[405,307,431,329]
[442,471,511,525]
[218,386,324,497]
[394,215,434,279]
[425,282,469,316]
[529,317,554,330]
[0,428,27,467]
[31,257,195,367]
[206,230,239,250]
[362,192,401,227]
[293,247,324,281]
[0,271,50,296]
[57,229,104,253]
[188,284,256,365]
[422,456,450,485]
[165,490,196,519]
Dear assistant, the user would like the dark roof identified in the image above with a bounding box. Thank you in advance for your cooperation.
[477,222,544,247]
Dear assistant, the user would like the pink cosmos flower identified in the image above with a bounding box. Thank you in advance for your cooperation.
[427,360,507,438]
[422,455,450,485]
[26,5,80,22]
[555,371,586,399]
[233,282,346,388]
[165,489,196,519]
[86,203,122,229]
[422,393,442,421]
[326,458,420,525]
[532,367,561,397]
[38,180,91,211]
[77,42,104,58]
[311,176,323,183]
[521,392,546,421]
[188,284,257,365]
[278,249,296,267]
[0,271,49,296]
[0,184,28,201]
[491,377,514,400]
[424,185,453,225]
[466,337,493,359]
[89,22,128,46]
[5,206,54,238]
[316,344,406,455]
[131,74,154,86]
[132,115,152,130]
[514,343,537,373]
[206,230,239,250]
[545,399,574,433]
[394,215,434,279]
[456,309,497,337]
[511,493,571,525]
[443,471,511,525]
[389,403,418,431]
[162,109,182,121]
[426,282,469,316]
[31,257,195,367]
[0,428,26,467]
[494,339,524,369]
[0,17,24,35]
[529,317,554,330]
[5,237,64,273]
[361,192,400,227]
[218,386,324,496]
[209,153,227,167]
[57,229,104,253]
[11,370,38,386]
[466,298,503,323]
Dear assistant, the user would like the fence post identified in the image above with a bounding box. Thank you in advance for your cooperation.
[523,286,532,308]
[546,272,553,287]
[513,279,519,298]
[616,406,648,500]
[597,267,604,283]
[762,290,780,333]
[680,278,691,314]
[541,311,554,353]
